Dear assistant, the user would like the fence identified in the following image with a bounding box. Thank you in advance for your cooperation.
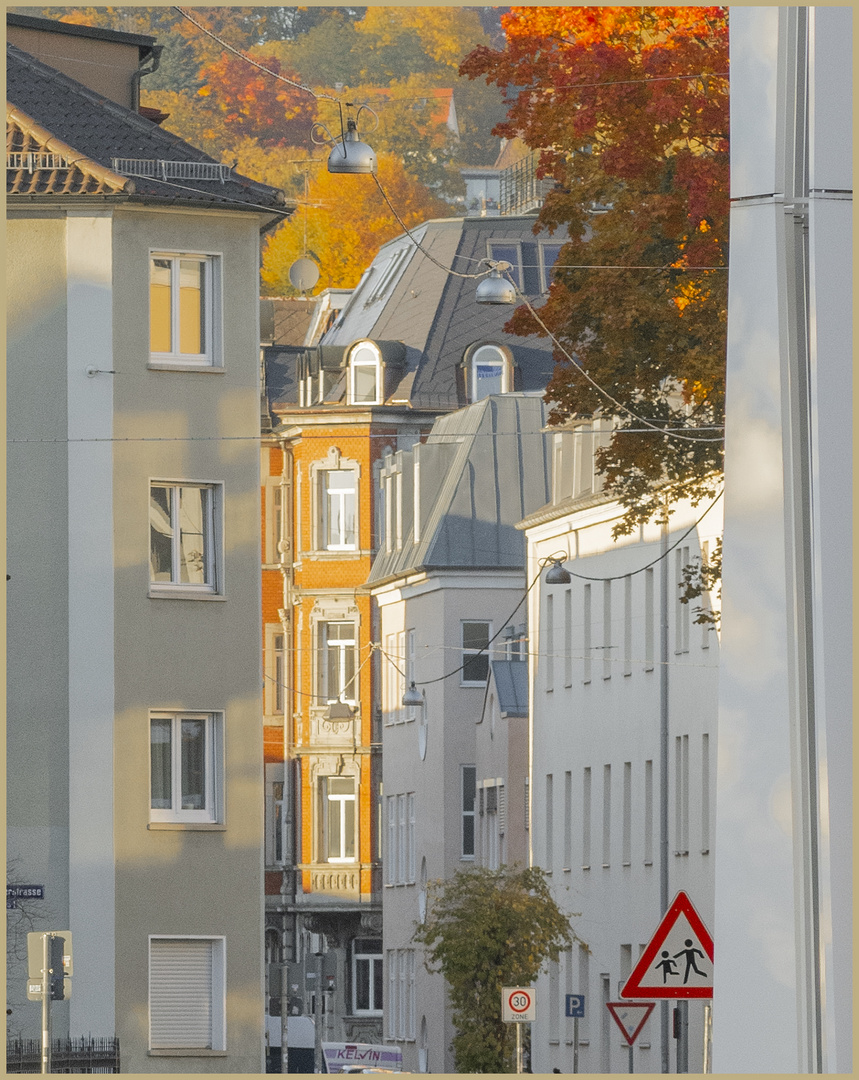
[6,1036,120,1073]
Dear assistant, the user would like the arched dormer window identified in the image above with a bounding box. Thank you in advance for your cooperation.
[465,343,513,402]
[349,341,382,405]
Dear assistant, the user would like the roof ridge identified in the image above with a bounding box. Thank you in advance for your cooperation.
[7,103,133,195]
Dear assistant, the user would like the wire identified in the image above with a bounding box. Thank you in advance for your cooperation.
[173,7,336,102]
[544,487,723,582]
[511,287,725,446]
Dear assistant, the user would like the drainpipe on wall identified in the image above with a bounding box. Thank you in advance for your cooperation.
[280,441,296,1072]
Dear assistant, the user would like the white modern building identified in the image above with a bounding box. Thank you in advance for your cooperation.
[522,419,723,1074]
[366,394,551,1073]
[712,7,852,1072]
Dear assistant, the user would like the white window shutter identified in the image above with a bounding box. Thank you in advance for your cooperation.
[150,938,213,1049]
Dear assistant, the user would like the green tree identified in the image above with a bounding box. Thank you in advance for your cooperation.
[413,866,575,1073]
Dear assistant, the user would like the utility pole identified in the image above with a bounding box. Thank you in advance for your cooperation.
[659,508,670,1073]
[40,933,51,1075]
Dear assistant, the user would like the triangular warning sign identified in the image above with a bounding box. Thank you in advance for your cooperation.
[606,1001,655,1045]
[621,891,714,999]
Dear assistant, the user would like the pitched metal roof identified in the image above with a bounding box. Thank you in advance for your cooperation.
[367,393,551,585]
[6,42,287,215]
[490,659,529,717]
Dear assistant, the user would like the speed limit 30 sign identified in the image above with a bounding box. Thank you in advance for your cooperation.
[502,986,536,1023]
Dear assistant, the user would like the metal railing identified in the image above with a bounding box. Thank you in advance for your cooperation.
[6,152,71,172]
[6,1036,120,1073]
[498,151,555,216]
[110,158,232,183]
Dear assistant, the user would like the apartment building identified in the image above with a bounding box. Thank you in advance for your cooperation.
[521,420,722,1073]
[260,214,559,1058]
[6,16,286,1071]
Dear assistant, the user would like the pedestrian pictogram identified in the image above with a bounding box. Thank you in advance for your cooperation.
[621,891,714,999]
[606,1001,655,1045]
[502,987,536,1022]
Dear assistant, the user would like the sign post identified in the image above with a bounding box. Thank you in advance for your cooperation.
[564,994,585,1073]
[502,988,535,1074]
[620,892,713,1075]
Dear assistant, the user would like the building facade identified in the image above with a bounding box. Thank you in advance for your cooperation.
[521,420,722,1074]
[367,394,552,1074]
[6,17,286,1072]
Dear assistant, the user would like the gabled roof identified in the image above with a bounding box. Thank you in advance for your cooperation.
[6,43,287,215]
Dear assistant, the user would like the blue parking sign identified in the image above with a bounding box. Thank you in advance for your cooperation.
[565,994,585,1018]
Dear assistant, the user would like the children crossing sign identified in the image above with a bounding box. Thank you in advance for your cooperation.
[621,891,714,999]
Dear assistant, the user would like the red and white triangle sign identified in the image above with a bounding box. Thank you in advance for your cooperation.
[621,891,714,999]
[606,1001,655,1045]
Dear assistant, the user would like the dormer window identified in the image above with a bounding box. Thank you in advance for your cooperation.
[466,343,513,402]
[349,342,382,405]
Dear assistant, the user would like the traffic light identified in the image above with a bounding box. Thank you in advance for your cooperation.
[49,935,65,1001]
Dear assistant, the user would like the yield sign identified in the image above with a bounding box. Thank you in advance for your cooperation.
[606,1001,655,1045]
[621,891,714,999]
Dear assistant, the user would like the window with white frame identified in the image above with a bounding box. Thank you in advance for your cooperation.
[265,763,286,866]
[349,342,382,405]
[265,626,286,717]
[320,775,356,862]
[149,936,226,1051]
[386,949,416,1041]
[538,241,564,292]
[149,482,220,592]
[319,469,357,550]
[149,253,220,366]
[461,765,476,859]
[317,621,357,705]
[466,343,512,402]
[385,792,415,885]
[352,938,383,1015]
[150,712,222,824]
[461,621,491,685]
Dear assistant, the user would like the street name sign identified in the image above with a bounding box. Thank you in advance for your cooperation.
[502,987,536,1023]
[621,892,714,999]
[606,1002,655,1045]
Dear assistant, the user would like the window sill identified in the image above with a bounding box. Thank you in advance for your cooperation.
[149,588,226,601]
[148,823,226,831]
[148,361,223,373]
[148,1049,227,1057]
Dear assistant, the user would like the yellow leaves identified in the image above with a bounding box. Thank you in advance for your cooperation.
[197,86,211,98]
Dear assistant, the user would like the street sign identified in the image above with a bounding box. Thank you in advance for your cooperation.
[607,1002,655,1045]
[7,885,44,909]
[565,994,585,1018]
[502,987,536,1023]
[621,892,714,999]
[28,931,73,980]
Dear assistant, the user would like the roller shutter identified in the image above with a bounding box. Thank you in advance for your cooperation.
[150,938,213,1049]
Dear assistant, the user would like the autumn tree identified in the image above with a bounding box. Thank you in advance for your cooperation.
[261,153,451,296]
[414,866,575,1074]
[462,7,729,537]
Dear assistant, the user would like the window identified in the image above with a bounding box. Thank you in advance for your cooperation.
[387,793,416,884]
[386,949,416,1041]
[149,482,219,593]
[538,241,564,292]
[461,765,476,858]
[349,342,382,405]
[273,781,285,863]
[149,253,219,367]
[150,712,221,824]
[149,936,225,1051]
[320,776,356,862]
[317,621,357,705]
[466,343,512,401]
[545,594,554,692]
[352,939,383,1015]
[486,241,522,289]
[266,763,286,865]
[319,469,357,550]
[461,621,491,686]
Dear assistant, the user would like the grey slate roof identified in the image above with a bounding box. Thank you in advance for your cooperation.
[6,42,287,215]
[316,215,559,412]
[367,393,551,585]
[490,660,529,717]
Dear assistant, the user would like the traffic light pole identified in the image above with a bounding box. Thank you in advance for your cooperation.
[40,933,51,1074]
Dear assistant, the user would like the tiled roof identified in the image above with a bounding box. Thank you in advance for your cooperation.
[6,42,287,214]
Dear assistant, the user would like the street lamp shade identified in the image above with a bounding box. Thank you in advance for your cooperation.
[545,559,572,585]
[476,266,516,305]
[402,681,423,708]
[326,700,354,722]
[327,120,377,175]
